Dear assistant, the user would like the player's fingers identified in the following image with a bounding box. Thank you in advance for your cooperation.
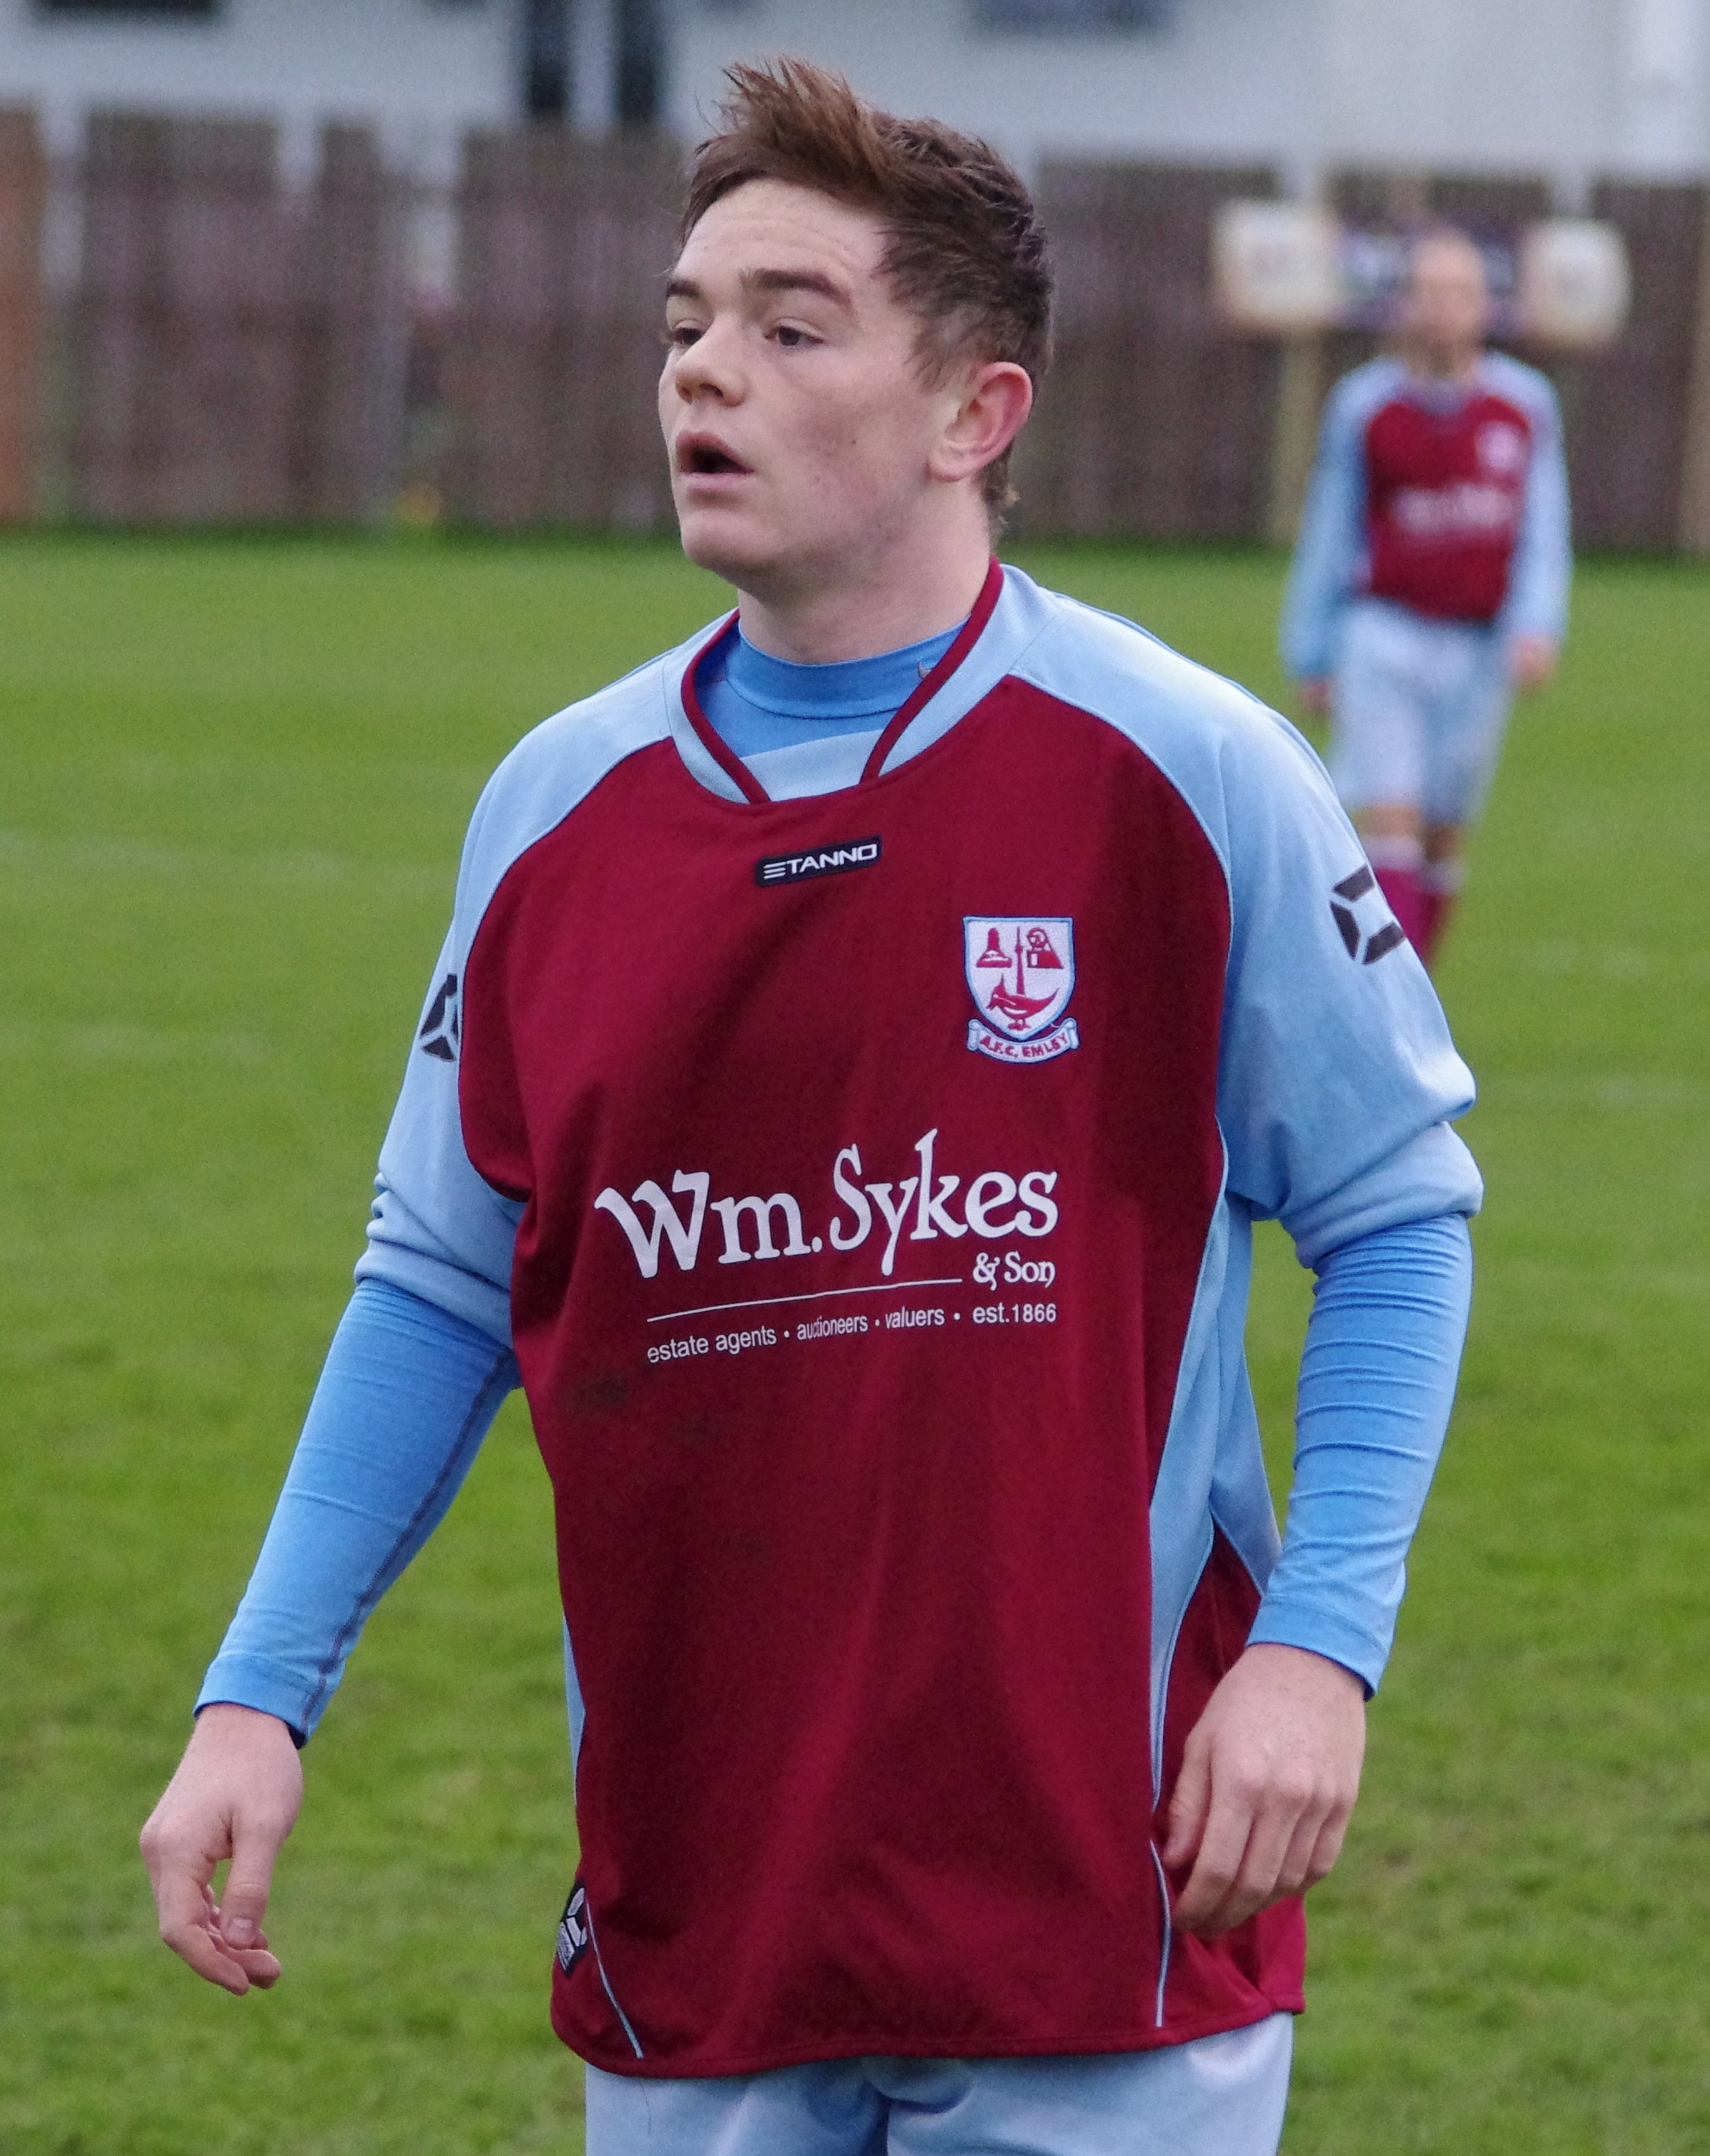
[1193,1797,1301,1936]
[210,1897,279,1983]
[150,1861,253,1995]
[1171,1785,1256,1936]
[1160,1733,1213,1871]
[1260,1797,1338,1911]
[1300,1802,1353,1893]
[1233,1777,1355,1922]
[215,1808,290,1954]
[219,1934,284,1990]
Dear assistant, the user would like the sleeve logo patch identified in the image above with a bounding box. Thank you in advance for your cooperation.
[1330,867,1406,965]
[417,971,461,1061]
[965,917,1079,1063]
[556,1882,591,1976]
[755,836,881,887]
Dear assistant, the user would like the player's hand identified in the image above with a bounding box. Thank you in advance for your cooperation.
[1162,1643,1366,1939]
[140,1703,303,1995]
[1507,631,1558,692]
[1296,675,1332,719]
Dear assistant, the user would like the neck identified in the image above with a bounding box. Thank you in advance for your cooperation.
[730,501,993,664]
[1401,339,1483,386]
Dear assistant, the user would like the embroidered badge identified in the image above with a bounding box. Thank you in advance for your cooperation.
[964,917,1079,1064]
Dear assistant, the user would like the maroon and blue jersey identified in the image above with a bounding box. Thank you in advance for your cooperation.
[356,563,1480,2076]
[1282,354,1571,675]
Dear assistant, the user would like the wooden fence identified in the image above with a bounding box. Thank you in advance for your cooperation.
[4,107,1710,551]
[72,111,404,523]
[0,109,45,522]
[445,126,681,528]
[1016,161,1282,540]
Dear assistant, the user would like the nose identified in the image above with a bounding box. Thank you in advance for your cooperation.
[671,319,744,405]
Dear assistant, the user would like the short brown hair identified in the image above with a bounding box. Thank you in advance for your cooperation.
[683,57,1053,512]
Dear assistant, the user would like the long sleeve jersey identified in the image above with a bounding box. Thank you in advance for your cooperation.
[1281,352,1572,681]
[202,563,1480,2075]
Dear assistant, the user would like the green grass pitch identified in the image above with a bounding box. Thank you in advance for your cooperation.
[2,530,1708,2154]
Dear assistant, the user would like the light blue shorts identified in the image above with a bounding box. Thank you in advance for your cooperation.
[585,2012,1293,2156]
[1330,597,1513,827]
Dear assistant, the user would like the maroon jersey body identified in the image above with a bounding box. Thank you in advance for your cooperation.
[459,681,1301,2072]
[1363,389,1534,621]
[373,568,1479,2075]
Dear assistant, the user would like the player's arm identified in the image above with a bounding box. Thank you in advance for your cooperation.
[141,1279,518,1990]
[1279,375,1371,710]
[1500,373,1572,690]
[1164,704,1483,1936]
[142,898,527,1993]
[1165,1212,1471,1936]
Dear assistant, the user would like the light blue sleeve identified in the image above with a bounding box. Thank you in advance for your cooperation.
[1248,1213,1472,1692]
[195,1279,519,1741]
[1213,700,1484,1263]
[1497,371,1573,645]
[1278,372,1372,680]
[355,929,523,1345]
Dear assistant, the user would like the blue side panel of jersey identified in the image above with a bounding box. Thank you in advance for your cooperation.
[564,1615,587,1771]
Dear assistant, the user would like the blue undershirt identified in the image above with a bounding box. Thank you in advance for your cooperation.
[198,627,1475,1740]
[697,621,959,798]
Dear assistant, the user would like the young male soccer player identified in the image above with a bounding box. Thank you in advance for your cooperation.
[143,62,1481,2155]
[1282,226,1572,968]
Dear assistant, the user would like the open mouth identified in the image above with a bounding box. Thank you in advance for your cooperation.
[678,436,751,477]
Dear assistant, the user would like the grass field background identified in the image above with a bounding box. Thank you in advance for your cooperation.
[2,532,1707,2154]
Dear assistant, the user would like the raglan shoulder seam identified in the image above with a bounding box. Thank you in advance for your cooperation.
[452,630,712,954]
[1009,590,1332,886]
[1477,349,1562,419]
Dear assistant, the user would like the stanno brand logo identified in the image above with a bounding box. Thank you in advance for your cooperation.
[595,1130,1060,1283]
[755,836,882,888]
[964,917,1079,1063]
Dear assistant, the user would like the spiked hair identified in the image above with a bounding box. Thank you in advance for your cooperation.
[683,58,1053,511]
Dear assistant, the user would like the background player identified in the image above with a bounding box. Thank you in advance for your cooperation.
[1282,226,1572,967]
[142,62,1480,2156]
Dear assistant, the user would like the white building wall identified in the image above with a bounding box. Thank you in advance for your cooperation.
[1616,0,1710,170]
[671,0,1710,191]
[670,0,1327,189]
[0,0,518,172]
[0,0,1704,185]
[1319,0,1614,199]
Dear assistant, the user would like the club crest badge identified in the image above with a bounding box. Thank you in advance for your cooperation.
[964,917,1079,1064]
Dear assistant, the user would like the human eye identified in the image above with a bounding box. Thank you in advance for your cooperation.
[664,317,703,350]
[772,321,820,351]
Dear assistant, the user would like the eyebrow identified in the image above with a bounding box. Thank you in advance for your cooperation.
[665,268,854,309]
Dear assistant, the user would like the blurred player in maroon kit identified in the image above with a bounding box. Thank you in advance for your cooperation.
[1282,229,1572,967]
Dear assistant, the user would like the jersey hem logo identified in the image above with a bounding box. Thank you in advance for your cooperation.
[964,917,1078,1063]
[556,1882,591,1976]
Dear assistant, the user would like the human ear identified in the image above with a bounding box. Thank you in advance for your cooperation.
[928,362,1034,487]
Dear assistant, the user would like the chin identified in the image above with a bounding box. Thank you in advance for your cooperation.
[677,508,791,592]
